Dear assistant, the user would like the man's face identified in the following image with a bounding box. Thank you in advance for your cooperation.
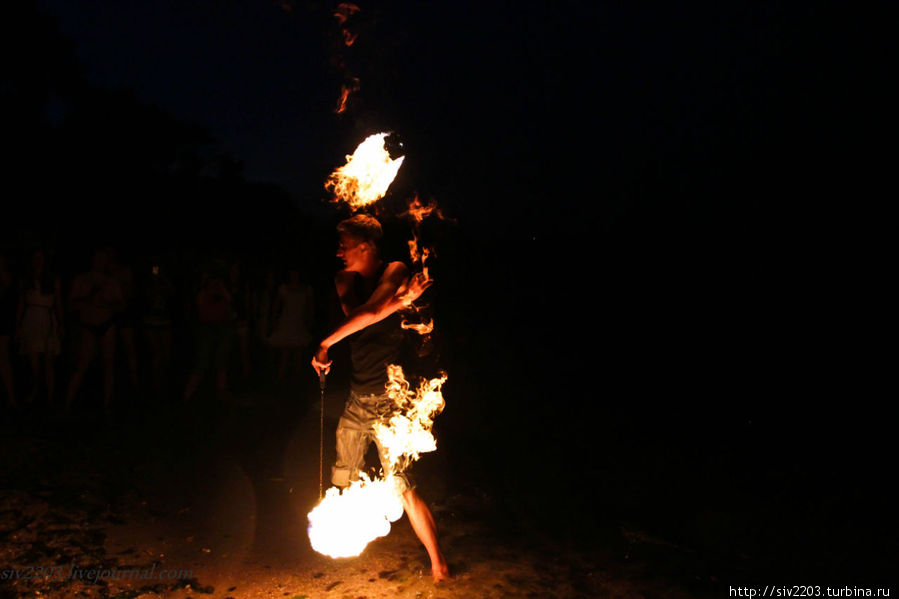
[336,233,367,272]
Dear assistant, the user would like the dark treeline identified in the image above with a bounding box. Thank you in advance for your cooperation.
[3,12,294,253]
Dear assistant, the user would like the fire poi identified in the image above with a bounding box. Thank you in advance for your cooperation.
[324,132,405,209]
[307,133,450,580]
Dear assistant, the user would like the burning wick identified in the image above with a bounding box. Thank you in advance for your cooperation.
[325,132,404,209]
[307,474,404,558]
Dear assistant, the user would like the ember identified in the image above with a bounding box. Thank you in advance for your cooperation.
[334,77,359,114]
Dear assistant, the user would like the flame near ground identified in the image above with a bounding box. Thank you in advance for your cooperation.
[307,366,446,558]
[307,474,404,559]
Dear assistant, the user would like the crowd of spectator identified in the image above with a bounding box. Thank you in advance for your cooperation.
[0,245,315,416]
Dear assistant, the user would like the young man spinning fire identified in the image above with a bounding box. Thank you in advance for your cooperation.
[311,214,450,582]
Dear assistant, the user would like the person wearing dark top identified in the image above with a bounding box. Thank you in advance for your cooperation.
[311,214,447,582]
[183,269,234,402]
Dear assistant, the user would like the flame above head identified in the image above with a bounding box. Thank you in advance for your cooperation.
[325,133,405,209]
[307,474,404,558]
[401,318,434,335]
[373,365,447,472]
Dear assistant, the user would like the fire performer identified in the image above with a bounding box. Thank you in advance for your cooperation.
[311,213,450,582]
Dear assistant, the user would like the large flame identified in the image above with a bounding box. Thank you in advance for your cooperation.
[307,474,404,558]
[307,366,446,558]
[374,365,446,472]
[325,133,404,209]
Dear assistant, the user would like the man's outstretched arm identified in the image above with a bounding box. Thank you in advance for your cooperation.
[312,264,431,375]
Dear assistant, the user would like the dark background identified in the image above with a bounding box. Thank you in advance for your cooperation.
[2,0,892,588]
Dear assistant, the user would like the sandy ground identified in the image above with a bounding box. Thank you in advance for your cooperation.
[0,378,713,599]
[2,468,689,599]
[7,375,892,599]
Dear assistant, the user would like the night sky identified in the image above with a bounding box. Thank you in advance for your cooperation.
[17,0,867,238]
[35,0,328,195]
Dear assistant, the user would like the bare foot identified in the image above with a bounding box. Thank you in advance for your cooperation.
[432,562,450,583]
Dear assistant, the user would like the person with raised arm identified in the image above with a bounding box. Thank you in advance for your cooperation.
[311,214,448,582]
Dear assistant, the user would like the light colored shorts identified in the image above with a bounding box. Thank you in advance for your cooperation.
[331,390,414,494]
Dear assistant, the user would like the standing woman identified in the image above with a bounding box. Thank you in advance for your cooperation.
[0,252,18,408]
[15,249,63,405]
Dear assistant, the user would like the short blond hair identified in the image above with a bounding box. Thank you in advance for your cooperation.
[336,214,382,245]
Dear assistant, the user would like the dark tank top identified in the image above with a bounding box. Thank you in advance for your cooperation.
[348,263,404,395]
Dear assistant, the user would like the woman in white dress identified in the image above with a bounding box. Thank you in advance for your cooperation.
[16,249,63,404]
[267,267,313,380]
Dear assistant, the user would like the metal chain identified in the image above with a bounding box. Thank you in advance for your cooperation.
[319,371,326,500]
